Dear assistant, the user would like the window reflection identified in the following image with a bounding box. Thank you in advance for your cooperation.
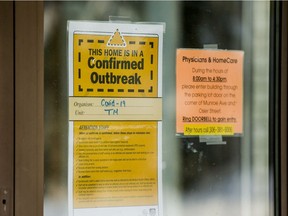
[44,1,269,216]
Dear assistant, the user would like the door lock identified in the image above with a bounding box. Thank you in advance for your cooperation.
[0,188,10,216]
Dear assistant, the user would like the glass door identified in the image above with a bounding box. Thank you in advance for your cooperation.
[44,1,271,216]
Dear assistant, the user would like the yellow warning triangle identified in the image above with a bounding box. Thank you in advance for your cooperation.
[107,29,126,47]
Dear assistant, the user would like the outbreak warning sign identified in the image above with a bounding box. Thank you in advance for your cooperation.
[176,49,244,136]
[68,21,164,216]
[73,29,159,97]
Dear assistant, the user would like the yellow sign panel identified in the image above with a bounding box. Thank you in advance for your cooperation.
[68,22,163,216]
[74,33,159,97]
[73,121,158,208]
[184,124,234,136]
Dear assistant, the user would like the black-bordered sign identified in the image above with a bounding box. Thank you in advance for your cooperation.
[73,30,159,97]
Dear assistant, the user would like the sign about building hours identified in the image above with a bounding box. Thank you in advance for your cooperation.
[176,49,244,136]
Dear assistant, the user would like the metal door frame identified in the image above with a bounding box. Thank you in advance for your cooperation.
[0,2,44,216]
[270,1,288,216]
[0,2,14,216]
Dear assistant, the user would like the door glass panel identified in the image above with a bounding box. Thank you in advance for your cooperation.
[44,1,270,216]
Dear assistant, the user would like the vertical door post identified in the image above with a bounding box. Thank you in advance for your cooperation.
[15,2,44,216]
[0,2,14,216]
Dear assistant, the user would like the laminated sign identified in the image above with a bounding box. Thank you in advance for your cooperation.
[68,21,164,216]
[176,49,244,136]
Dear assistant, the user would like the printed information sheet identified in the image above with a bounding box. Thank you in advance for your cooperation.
[73,121,158,208]
[68,21,163,216]
[176,49,244,136]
